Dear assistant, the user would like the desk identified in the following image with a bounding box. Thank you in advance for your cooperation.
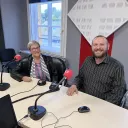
[0,73,128,128]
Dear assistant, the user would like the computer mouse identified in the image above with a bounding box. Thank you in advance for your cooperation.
[49,82,60,91]
[37,79,46,86]
[78,106,90,113]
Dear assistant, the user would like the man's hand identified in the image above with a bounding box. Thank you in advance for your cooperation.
[22,76,32,82]
[67,85,78,96]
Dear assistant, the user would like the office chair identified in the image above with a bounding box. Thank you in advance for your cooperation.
[0,48,16,72]
[121,91,128,109]
[52,57,66,82]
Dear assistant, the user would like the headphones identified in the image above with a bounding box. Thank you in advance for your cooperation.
[37,79,46,86]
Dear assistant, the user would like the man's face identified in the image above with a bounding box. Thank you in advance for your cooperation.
[92,37,109,58]
[30,44,40,57]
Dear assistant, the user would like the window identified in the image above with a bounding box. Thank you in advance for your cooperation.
[28,0,67,57]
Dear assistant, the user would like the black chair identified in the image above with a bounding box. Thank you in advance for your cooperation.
[121,91,128,109]
[52,57,67,82]
[0,48,16,72]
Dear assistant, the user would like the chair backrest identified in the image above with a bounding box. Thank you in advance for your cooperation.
[0,48,16,62]
[121,91,128,109]
[52,57,67,82]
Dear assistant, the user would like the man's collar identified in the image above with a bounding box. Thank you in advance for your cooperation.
[92,54,110,64]
[102,54,110,64]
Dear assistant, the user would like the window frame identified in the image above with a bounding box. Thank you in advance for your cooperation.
[27,0,68,58]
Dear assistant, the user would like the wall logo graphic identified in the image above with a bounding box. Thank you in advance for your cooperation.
[68,0,128,45]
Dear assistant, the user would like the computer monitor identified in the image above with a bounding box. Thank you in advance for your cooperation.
[0,94,21,128]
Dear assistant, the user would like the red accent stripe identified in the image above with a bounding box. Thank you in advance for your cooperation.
[107,34,114,56]
[79,34,114,68]
[79,35,92,68]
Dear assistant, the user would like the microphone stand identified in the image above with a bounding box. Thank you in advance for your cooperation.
[28,77,67,120]
[0,60,14,91]
[28,89,58,120]
[12,76,67,120]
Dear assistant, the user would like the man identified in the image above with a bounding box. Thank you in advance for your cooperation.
[67,35,126,105]
[10,40,58,82]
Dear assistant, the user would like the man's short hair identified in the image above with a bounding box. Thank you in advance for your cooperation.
[92,35,108,44]
[27,40,40,50]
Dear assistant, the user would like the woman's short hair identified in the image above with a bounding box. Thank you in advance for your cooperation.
[27,40,40,50]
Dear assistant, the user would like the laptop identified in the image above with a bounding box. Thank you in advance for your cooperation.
[0,94,22,128]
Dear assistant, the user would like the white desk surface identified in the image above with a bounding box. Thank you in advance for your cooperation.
[0,73,128,128]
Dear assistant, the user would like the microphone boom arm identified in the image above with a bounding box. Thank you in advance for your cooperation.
[34,90,52,110]
[28,89,59,120]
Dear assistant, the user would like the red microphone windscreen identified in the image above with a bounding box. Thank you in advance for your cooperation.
[14,54,21,61]
[64,69,73,80]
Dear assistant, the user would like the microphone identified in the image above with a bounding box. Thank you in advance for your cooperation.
[0,54,21,91]
[28,69,73,120]
[49,69,73,92]
[14,54,21,61]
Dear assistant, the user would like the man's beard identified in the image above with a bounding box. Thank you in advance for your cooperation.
[92,50,107,58]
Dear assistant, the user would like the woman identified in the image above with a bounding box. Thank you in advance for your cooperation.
[10,40,58,82]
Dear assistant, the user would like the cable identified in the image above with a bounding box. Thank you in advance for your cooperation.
[12,92,44,104]
[41,112,58,128]
[54,111,78,128]
[11,85,38,98]
[18,115,28,122]
[12,89,53,104]
[55,125,72,128]
[41,111,78,128]
[12,84,60,104]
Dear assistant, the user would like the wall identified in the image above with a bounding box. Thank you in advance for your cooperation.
[78,23,128,88]
[0,0,80,78]
[1,0,127,87]
[67,0,128,87]
[0,0,29,52]
[112,23,128,88]
[66,0,81,83]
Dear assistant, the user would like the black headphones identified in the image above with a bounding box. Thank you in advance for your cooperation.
[37,79,46,86]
